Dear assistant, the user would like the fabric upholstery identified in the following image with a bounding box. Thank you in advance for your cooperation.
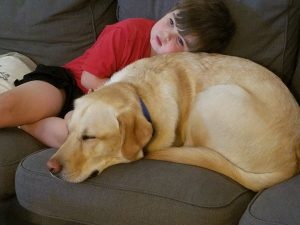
[239,174,300,225]
[117,0,178,20]
[223,0,300,85]
[16,149,254,225]
[290,45,300,103]
[0,0,117,66]
[0,128,45,199]
[1,197,83,225]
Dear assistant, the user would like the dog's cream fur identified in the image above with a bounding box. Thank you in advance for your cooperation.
[48,52,300,191]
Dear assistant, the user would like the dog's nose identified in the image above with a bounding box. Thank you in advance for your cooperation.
[47,158,62,174]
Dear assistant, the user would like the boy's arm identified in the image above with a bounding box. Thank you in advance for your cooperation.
[81,71,108,90]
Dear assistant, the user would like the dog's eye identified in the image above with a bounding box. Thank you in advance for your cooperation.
[82,135,96,141]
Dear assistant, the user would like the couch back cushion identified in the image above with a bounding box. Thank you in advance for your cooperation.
[0,0,117,66]
[117,0,300,85]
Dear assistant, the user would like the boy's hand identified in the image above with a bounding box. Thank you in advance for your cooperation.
[81,71,108,90]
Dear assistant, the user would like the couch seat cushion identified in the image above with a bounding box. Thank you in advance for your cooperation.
[239,174,300,225]
[16,149,254,225]
[0,128,45,199]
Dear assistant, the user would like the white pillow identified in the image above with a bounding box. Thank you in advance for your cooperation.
[0,52,36,93]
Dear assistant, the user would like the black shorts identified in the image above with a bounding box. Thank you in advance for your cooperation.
[14,64,84,117]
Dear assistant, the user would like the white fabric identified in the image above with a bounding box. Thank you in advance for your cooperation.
[0,52,36,93]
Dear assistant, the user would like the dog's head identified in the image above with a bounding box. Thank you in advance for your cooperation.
[47,87,153,182]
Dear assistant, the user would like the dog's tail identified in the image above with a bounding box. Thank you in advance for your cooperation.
[146,147,295,192]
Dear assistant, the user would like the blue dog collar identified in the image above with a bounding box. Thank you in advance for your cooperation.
[139,97,152,124]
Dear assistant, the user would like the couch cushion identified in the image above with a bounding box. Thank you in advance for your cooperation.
[16,149,254,225]
[117,0,300,85]
[1,197,84,225]
[117,0,178,20]
[239,174,300,225]
[0,0,117,66]
[0,128,45,199]
[224,0,300,85]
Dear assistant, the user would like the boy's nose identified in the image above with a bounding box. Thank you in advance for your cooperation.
[162,31,175,43]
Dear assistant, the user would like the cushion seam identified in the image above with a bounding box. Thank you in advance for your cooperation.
[281,0,289,80]
[88,0,97,41]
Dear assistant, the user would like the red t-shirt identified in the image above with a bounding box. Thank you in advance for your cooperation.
[64,18,155,93]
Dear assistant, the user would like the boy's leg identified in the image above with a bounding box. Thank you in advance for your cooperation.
[21,116,69,149]
[21,110,73,148]
[0,80,65,128]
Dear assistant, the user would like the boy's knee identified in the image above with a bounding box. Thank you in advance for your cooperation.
[0,91,18,113]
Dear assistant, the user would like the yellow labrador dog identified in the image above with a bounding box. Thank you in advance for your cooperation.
[47,52,300,191]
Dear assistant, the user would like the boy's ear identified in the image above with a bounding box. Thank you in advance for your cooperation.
[118,111,153,160]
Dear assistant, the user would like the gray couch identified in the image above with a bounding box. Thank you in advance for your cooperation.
[0,0,300,224]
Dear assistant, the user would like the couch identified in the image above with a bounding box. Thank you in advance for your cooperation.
[0,0,299,224]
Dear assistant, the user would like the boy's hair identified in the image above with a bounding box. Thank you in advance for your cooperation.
[172,0,235,53]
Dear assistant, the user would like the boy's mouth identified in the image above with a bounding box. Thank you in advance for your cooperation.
[156,36,162,46]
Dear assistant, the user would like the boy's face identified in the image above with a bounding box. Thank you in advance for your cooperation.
[150,11,192,56]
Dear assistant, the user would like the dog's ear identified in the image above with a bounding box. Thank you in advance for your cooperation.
[118,111,153,160]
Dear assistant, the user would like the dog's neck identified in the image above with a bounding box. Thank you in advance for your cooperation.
[139,97,152,124]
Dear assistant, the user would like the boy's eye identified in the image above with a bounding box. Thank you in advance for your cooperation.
[169,18,174,26]
[178,37,184,46]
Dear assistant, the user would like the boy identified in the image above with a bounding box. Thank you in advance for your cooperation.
[0,0,235,148]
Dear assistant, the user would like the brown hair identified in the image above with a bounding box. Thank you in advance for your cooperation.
[171,0,235,53]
